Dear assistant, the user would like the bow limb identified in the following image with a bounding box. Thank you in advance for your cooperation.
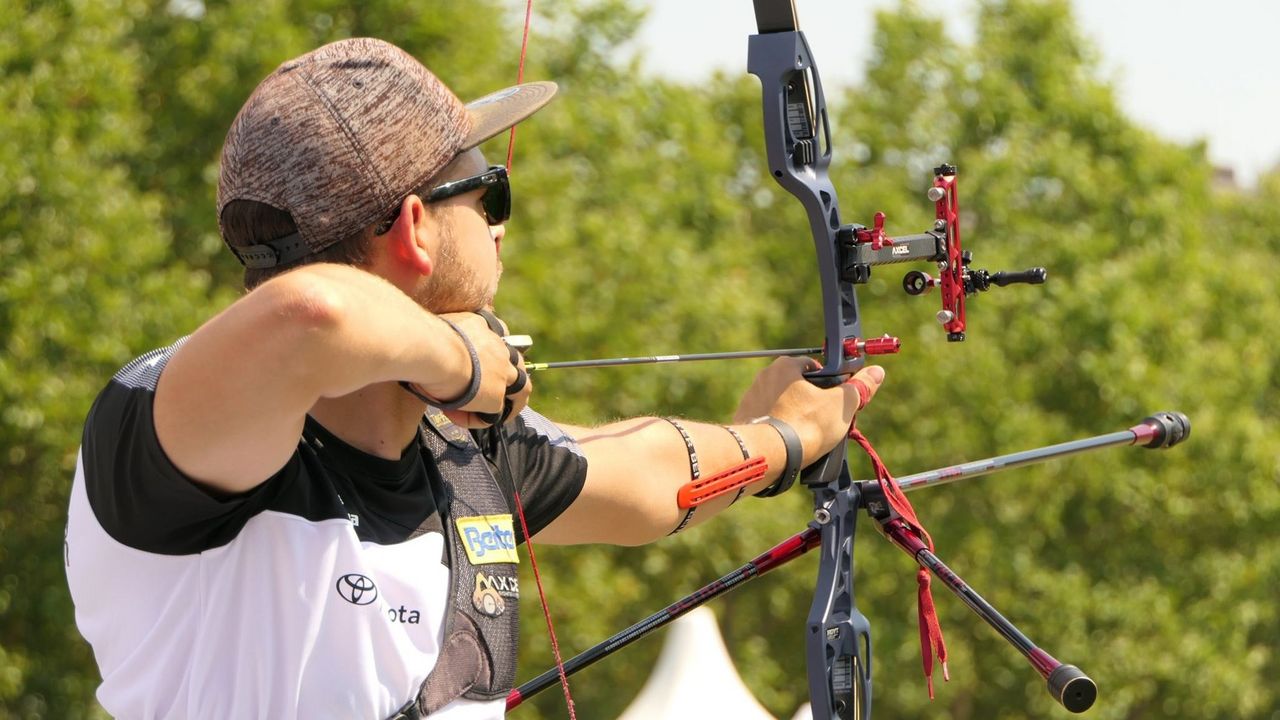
[749,2,873,717]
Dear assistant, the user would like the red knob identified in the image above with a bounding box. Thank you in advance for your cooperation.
[863,335,902,355]
[843,335,901,357]
[854,212,893,250]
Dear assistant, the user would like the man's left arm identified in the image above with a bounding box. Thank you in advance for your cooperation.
[532,359,884,546]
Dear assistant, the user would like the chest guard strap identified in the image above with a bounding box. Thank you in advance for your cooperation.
[412,408,520,714]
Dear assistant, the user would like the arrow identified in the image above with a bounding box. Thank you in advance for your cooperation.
[520,347,823,372]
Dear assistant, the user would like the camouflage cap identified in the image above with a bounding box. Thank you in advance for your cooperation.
[217,37,556,268]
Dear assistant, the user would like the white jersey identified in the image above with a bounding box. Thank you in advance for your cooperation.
[66,343,586,719]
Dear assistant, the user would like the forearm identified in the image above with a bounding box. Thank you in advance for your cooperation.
[270,264,471,401]
[538,416,790,546]
[155,263,470,490]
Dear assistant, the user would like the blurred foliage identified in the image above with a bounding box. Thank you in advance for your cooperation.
[1,0,1276,718]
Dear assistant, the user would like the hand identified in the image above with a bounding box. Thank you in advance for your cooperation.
[733,357,885,465]
[434,311,531,428]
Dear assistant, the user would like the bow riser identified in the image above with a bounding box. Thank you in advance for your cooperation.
[747,28,864,386]
[749,5,873,718]
[804,481,873,720]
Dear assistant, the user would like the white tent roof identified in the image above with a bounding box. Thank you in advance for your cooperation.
[617,606,776,720]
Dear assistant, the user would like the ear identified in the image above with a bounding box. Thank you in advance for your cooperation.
[386,194,435,277]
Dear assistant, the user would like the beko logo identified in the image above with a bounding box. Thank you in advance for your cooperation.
[335,573,378,605]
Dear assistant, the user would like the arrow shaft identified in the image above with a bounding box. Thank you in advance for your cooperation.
[524,347,822,371]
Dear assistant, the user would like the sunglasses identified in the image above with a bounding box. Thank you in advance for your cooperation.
[425,165,511,226]
[376,165,511,236]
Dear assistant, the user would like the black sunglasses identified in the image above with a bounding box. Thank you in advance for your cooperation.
[376,165,511,236]
[425,165,511,226]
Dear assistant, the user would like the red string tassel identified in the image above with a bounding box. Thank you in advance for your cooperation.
[850,425,949,698]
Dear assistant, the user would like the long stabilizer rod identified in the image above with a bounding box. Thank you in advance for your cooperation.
[892,411,1191,493]
[871,411,1189,713]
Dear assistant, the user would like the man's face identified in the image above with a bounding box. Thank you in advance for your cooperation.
[413,148,506,313]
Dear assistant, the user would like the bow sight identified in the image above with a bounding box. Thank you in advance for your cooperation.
[842,164,1047,342]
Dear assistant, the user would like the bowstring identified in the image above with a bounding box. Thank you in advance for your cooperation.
[502,1,578,716]
[505,0,535,171]
[498,433,576,718]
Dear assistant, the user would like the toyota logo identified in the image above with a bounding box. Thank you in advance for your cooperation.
[336,573,378,605]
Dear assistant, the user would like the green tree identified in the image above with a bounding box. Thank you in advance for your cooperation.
[799,1,1278,718]
[0,2,216,717]
[4,0,1277,717]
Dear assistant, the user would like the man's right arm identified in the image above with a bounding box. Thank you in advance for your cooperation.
[153,263,481,494]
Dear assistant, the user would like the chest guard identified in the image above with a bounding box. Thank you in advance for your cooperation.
[412,408,521,714]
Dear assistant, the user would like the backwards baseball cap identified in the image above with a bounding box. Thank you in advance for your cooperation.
[217,37,556,269]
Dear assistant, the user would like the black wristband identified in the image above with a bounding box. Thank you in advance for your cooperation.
[398,317,481,410]
[663,418,699,535]
[753,416,802,498]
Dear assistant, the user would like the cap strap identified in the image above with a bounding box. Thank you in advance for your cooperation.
[229,231,311,269]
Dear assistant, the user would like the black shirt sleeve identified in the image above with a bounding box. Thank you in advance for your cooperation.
[80,345,303,554]
[480,407,588,543]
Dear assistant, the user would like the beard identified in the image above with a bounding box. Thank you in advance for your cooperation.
[413,223,500,314]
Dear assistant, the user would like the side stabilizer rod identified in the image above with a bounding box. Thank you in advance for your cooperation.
[877,517,1097,713]
[506,528,822,711]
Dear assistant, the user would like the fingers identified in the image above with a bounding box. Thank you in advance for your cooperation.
[731,356,810,423]
[847,365,886,412]
[505,361,532,421]
[733,357,888,468]
[437,310,531,428]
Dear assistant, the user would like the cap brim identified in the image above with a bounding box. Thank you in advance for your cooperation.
[462,81,558,150]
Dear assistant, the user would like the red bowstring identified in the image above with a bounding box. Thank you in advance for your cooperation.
[847,383,949,697]
[512,490,577,718]
[505,0,535,171]
[505,2,576,715]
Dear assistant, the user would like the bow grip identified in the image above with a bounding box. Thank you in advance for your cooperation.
[798,369,851,488]
[804,339,867,390]
[805,372,848,389]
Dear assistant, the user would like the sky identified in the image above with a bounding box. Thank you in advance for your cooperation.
[631,0,1278,188]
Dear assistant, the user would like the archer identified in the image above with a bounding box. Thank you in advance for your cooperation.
[63,37,881,720]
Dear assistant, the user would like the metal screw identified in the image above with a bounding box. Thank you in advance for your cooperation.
[814,507,832,524]
[927,187,946,202]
